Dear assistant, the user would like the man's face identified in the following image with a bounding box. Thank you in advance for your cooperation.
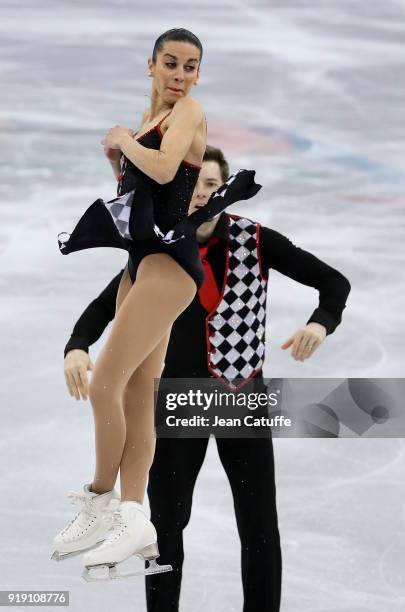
[188,160,223,215]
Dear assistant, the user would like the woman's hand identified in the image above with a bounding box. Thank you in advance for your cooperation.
[101,125,134,152]
[64,349,95,401]
[281,322,326,361]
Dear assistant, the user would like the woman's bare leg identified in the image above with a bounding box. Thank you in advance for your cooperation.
[88,253,196,497]
[119,327,171,502]
[114,265,172,502]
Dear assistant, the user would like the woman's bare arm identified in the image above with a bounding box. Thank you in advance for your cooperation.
[116,97,204,184]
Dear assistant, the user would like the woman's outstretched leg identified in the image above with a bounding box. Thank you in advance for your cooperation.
[88,253,196,497]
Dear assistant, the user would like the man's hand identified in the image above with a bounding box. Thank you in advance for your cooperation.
[64,349,94,401]
[281,322,326,361]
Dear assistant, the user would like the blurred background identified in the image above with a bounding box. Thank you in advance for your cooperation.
[1,1,404,610]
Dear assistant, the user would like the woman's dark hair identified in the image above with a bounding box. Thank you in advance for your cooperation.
[152,29,203,64]
[203,145,230,183]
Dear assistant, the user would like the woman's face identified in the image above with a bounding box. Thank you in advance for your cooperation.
[149,40,201,103]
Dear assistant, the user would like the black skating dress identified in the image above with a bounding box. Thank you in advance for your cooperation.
[58,111,262,290]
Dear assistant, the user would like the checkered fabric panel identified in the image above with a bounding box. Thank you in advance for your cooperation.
[208,216,267,389]
[105,189,185,245]
[104,190,135,240]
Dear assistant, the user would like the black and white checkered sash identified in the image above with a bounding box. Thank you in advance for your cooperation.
[57,170,261,255]
[206,215,268,391]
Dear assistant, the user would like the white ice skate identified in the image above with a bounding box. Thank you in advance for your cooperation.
[51,483,120,562]
[81,500,172,581]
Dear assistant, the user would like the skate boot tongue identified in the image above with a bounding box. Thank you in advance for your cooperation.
[106,498,121,512]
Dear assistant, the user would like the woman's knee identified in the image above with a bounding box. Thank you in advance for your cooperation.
[123,369,161,405]
[124,350,166,396]
[89,371,119,410]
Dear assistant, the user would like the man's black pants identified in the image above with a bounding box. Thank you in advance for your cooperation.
[145,435,282,611]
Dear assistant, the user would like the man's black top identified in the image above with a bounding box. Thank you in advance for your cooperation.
[64,213,351,377]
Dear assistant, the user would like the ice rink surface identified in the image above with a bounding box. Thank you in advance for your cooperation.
[0,1,404,610]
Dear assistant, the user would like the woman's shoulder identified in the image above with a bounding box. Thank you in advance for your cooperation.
[171,96,204,120]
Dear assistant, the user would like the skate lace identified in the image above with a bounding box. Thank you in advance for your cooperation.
[100,505,126,546]
[60,491,96,534]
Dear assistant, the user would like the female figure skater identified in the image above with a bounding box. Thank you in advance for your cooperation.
[52,28,260,581]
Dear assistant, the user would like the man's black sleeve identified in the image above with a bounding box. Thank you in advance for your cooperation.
[64,270,124,357]
[258,227,351,335]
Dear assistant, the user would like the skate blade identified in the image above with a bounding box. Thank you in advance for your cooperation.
[51,540,105,562]
[51,550,83,562]
[82,559,173,582]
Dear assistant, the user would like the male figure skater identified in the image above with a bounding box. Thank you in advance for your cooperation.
[63,145,350,612]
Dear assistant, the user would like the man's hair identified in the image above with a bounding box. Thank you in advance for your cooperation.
[152,29,203,64]
[203,145,230,183]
